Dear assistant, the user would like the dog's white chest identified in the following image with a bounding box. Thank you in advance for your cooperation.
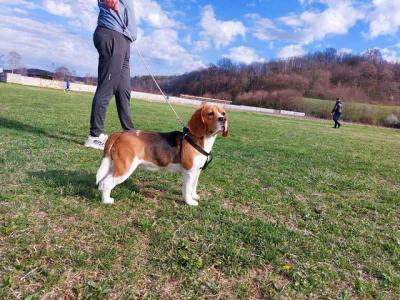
[191,135,216,170]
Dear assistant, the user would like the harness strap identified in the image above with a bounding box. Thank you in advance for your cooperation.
[181,127,213,170]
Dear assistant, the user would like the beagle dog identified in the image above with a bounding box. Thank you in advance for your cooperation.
[96,104,229,206]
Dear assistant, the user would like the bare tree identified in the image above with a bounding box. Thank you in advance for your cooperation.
[17,65,28,76]
[85,73,96,85]
[363,48,383,64]
[54,66,71,81]
[7,50,22,74]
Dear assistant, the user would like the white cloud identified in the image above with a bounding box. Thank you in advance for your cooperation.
[0,15,97,74]
[200,5,246,48]
[368,0,400,38]
[277,44,305,59]
[246,13,277,41]
[41,0,179,33]
[193,40,211,53]
[0,0,199,75]
[13,7,28,15]
[251,0,364,46]
[223,46,265,64]
[43,0,72,17]
[135,28,204,73]
[135,0,178,28]
[279,14,303,28]
[0,0,39,9]
[183,34,192,45]
[338,48,353,55]
[42,0,98,31]
[281,0,364,44]
[379,48,400,63]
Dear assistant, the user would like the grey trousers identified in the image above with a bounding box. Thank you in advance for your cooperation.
[90,26,134,137]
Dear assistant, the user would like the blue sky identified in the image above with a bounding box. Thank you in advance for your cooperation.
[0,0,399,76]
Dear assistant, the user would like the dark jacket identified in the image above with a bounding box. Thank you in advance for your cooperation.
[331,100,343,114]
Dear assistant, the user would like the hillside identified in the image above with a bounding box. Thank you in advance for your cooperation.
[132,48,400,108]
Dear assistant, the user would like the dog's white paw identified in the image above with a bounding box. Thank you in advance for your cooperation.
[102,197,115,204]
[185,198,199,206]
[192,193,200,201]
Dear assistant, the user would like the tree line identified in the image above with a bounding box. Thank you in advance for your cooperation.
[131,48,400,109]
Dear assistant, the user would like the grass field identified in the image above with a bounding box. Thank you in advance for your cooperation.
[1,83,399,299]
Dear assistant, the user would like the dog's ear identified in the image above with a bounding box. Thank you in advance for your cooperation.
[188,105,206,137]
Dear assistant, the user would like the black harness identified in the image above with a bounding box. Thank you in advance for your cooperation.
[181,127,213,170]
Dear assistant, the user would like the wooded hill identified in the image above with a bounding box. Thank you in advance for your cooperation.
[131,48,400,111]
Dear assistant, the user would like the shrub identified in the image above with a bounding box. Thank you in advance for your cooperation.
[202,92,232,101]
[259,74,310,93]
[234,89,304,111]
[325,86,370,103]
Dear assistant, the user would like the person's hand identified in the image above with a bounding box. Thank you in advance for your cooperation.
[104,0,119,12]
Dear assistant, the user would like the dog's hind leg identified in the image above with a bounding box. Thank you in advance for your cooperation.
[96,156,113,185]
[98,159,140,204]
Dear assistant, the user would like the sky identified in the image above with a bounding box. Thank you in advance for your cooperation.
[0,0,400,76]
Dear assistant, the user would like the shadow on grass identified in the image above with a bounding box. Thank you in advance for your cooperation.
[28,170,160,203]
[0,117,82,145]
[29,170,99,202]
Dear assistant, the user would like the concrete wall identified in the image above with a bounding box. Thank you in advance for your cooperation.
[3,73,97,93]
[4,73,65,89]
[71,82,96,93]
[1,73,306,117]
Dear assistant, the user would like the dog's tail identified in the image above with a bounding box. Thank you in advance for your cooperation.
[103,132,124,157]
[96,132,124,185]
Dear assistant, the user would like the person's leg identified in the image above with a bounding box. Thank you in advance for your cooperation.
[333,113,340,128]
[337,113,342,128]
[115,38,134,131]
[89,27,125,137]
[333,115,337,128]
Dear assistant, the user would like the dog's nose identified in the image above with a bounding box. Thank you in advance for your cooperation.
[218,117,225,122]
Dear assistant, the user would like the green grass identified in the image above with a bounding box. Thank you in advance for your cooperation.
[304,97,400,126]
[1,83,399,299]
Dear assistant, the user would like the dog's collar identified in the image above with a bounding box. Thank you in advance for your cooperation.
[181,127,213,170]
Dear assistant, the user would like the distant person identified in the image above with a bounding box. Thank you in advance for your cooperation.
[331,98,343,128]
[64,79,71,91]
[85,0,137,150]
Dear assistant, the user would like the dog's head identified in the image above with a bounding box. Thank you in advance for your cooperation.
[188,103,229,138]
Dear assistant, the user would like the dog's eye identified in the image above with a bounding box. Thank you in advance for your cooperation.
[207,112,214,116]
[221,112,226,116]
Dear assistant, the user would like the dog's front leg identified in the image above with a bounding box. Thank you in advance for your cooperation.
[192,168,201,201]
[182,170,198,206]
